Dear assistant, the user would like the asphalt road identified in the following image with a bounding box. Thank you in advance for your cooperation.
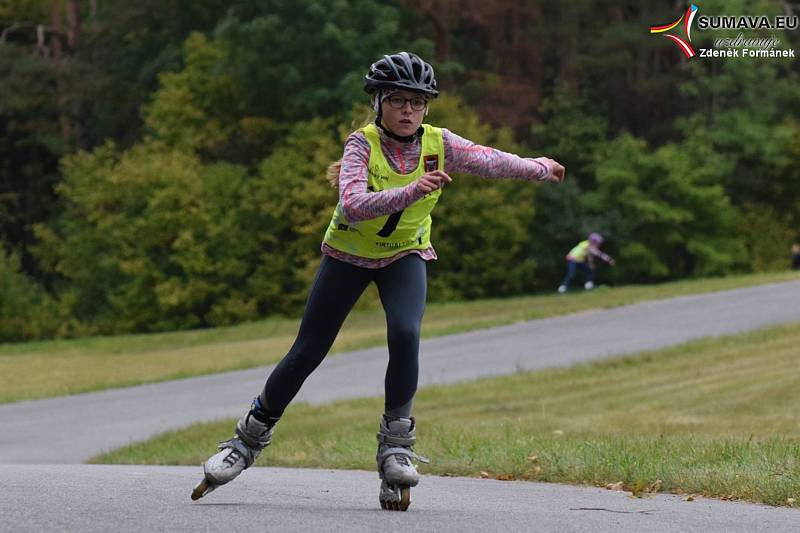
[2,280,800,531]
[3,465,799,533]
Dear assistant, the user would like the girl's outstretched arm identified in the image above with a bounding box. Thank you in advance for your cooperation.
[443,129,564,183]
[588,246,616,265]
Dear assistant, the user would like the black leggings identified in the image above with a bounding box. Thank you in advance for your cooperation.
[259,254,427,419]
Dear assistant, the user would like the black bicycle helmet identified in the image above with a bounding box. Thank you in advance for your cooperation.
[364,52,438,98]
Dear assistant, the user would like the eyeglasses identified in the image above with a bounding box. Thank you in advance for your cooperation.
[385,95,428,111]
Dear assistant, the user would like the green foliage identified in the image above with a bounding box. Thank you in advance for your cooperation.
[0,243,58,341]
[0,43,62,253]
[214,0,408,121]
[238,118,341,315]
[81,0,233,146]
[584,134,747,281]
[142,0,415,164]
[533,87,609,186]
[737,204,796,272]
[4,0,800,338]
[528,89,610,285]
[0,0,47,24]
[425,95,538,300]
[676,1,800,230]
[430,177,537,300]
[35,142,253,332]
[144,33,243,155]
[33,118,340,333]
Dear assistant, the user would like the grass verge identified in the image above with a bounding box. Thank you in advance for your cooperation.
[94,321,800,507]
[2,270,797,404]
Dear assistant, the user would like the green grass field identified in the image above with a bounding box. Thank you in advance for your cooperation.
[94,321,800,507]
[1,270,797,404]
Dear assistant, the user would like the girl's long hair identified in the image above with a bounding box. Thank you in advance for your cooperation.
[327,102,379,188]
[326,160,343,188]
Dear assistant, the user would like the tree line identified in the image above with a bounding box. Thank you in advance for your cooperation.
[1,0,798,341]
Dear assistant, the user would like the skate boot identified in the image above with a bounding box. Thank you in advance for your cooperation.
[376,415,429,511]
[584,281,595,290]
[191,398,278,500]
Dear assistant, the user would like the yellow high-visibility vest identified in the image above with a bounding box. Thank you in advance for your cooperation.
[568,241,591,262]
[323,123,444,259]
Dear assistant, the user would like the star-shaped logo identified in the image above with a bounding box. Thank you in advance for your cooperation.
[650,4,699,59]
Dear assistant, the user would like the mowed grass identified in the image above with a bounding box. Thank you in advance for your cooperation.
[95,322,800,507]
[2,270,797,404]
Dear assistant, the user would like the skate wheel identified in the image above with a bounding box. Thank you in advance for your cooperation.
[399,486,410,511]
[191,478,211,501]
[379,486,411,512]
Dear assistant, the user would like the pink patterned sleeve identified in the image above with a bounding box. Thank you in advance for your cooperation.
[338,132,426,223]
[442,128,552,181]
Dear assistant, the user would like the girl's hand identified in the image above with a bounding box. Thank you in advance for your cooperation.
[416,169,452,194]
[536,157,566,183]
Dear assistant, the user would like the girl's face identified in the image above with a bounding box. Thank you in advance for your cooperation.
[380,90,427,137]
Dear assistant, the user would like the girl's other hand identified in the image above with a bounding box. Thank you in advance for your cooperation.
[416,170,452,194]
[536,157,566,183]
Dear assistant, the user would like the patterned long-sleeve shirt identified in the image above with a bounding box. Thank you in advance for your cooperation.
[321,126,555,268]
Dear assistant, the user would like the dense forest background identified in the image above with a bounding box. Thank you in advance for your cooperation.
[1,0,798,341]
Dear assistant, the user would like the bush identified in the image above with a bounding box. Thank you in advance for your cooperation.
[582,134,747,282]
[0,244,58,342]
[737,203,796,272]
